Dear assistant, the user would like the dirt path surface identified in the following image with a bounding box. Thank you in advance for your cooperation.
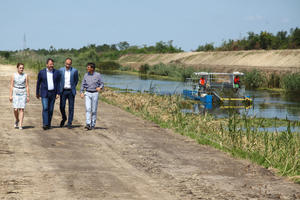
[0,64,299,200]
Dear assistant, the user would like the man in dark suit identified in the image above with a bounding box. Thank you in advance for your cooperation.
[59,58,78,129]
[36,58,61,130]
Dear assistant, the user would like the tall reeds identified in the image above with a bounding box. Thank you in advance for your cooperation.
[101,88,300,182]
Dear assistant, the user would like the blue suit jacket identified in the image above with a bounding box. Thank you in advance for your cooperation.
[58,66,79,96]
[36,68,61,98]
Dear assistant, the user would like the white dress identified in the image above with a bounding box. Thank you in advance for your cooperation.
[12,73,27,109]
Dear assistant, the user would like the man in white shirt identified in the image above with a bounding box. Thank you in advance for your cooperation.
[36,58,61,130]
[59,58,78,129]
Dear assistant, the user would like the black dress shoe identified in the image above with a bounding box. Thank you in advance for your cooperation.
[43,126,48,130]
[60,119,66,127]
[85,124,91,130]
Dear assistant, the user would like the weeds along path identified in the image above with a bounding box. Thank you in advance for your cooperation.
[0,64,299,200]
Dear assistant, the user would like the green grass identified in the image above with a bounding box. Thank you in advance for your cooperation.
[101,88,300,182]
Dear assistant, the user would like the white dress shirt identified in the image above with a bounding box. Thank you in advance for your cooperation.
[64,68,71,89]
[46,69,54,90]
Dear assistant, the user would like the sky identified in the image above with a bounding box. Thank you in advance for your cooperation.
[1,0,300,51]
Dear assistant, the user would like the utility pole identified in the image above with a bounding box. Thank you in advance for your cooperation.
[22,33,27,57]
[23,33,27,50]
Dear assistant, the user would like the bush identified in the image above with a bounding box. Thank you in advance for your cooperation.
[267,73,281,88]
[244,69,266,89]
[78,49,100,63]
[149,63,171,76]
[139,64,150,74]
[282,73,300,92]
[120,65,132,71]
[196,43,215,51]
[181,67,194,81]
[0,51,10,59]
[145,63,195,81]
[98,61,121,71]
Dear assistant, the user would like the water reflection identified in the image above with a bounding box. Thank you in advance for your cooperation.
[101,72,300,121]
[101,72,189,94]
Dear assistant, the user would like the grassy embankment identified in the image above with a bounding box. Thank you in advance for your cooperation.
[118,50,300,92]
[101,88,300,183]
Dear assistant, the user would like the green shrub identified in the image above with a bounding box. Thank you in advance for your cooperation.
[98,61,121,71]
[149,63,170,76]
[181,67,194,81]
[0,51,10,59]
[139,64,150,74]
[282,73,300,92]
[78,49,100,63]
[267,73,281,88]
[120,65,132,71]
[244,69,266,89]
[145,63,195,81]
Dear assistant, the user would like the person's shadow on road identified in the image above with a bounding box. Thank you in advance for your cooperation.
[93,127,108,130]
[22,126,35,129]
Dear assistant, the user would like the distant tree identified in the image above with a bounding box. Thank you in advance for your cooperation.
[117,41,130,51]
[49,45,56,54]
[247,32,260,50]
[110,44,118,51]
[212,27,300,51]
[196,43,214,51]
[290,27,300,48]
[87,44,96,49]
[259,31,273,49]
[96,44,115,52]
[78,48,100,62]
[154,40,183,53]
[155,41,168,53]
[276,31,288,49]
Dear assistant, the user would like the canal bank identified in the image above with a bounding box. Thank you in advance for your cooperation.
[101,87,300,182]
[118,49,300,73]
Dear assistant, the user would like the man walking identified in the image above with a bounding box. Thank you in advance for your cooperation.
[59,58,78,129]
[80,62,104,130]
[36,58,61,130]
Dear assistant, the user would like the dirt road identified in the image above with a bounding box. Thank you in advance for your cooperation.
[0,64,299,200]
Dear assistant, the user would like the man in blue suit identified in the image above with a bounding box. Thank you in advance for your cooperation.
[59,58,78,129]
[36,58,61,130]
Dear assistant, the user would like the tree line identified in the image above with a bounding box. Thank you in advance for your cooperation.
[1,27,299,61]
[196,27,300,51]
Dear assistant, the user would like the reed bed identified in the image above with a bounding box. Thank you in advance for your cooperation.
[101,88,300,182]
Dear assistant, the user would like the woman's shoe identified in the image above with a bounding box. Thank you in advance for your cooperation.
[14,121,19,128]
[19,126,23,130]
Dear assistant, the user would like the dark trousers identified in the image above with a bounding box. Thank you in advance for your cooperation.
[60,89,75,125]
[41,90,56,127]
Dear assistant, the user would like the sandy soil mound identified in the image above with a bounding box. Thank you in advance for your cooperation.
[119,50,300,73]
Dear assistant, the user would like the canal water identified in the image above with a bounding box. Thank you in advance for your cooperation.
[101,72,300,121]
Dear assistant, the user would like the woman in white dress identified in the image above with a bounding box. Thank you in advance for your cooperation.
[9,63,30,129]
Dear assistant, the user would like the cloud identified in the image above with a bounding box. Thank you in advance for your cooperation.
[245,15,264,21]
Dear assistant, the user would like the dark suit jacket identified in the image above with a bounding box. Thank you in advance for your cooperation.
[58,66,79,96]
[36,68,61,98]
